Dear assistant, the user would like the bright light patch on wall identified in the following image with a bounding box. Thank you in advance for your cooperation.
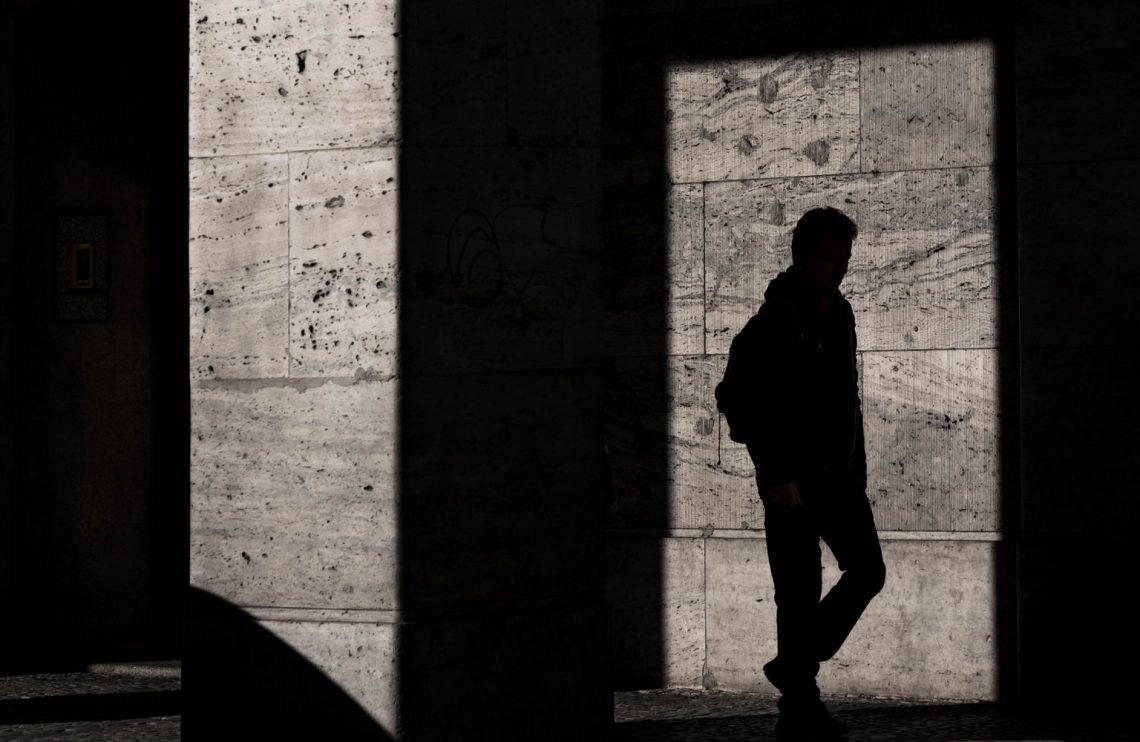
[662,39,1000,697]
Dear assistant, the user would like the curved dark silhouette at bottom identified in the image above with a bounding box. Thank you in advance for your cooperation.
[184,587,394,741]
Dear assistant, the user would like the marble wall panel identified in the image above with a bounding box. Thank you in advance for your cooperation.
[189,0,398,157]
[605,183,704,357]
[507,0,602,148]
[400,146,602,374]
[704,168,995,355]
[261,619,397,731]
[667,51,859,184]
[190,377,397,609]
[189,155,290,379]
[607,536,705,688]
[705,537,998,699]
[1021,346,1140,535]
[1018,161,1140,348]
[863,350,999,532]
[860,40,994,171]
[288,147,399,377]
[605,355,763,530]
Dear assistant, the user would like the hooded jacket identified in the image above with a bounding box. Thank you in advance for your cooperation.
[714,264,867,495]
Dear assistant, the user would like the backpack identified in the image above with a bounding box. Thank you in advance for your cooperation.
[713,295,818,444]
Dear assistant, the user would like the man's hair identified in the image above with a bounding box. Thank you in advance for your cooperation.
[790,206,858,262]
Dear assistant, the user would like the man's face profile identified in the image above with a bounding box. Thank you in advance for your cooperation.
[799,235,852,298]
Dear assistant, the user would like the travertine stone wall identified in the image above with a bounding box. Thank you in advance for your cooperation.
[657,41,999,534]
[604,1,1003,698]
[189,0,399,728]
[192,0,612,734]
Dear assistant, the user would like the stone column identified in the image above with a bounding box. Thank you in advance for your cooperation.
[189,1,611,736]
[189,0,400,732]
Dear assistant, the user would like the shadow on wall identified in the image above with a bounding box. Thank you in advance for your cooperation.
[184,588,393,740]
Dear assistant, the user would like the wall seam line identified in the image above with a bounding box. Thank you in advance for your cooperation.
[677,162,993,188]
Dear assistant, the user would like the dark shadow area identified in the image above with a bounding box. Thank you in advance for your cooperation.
[1010,0,1140,713]
[184,587,393,740]
[395,0,613,736]
[1,2,186,674]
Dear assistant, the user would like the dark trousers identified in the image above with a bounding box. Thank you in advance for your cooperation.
[762,470,886,703]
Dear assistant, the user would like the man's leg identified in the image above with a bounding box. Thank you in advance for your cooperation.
[762,496,823,702]
[815,485,887,663]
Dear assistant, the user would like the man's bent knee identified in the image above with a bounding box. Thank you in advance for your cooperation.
[864,559,886,596]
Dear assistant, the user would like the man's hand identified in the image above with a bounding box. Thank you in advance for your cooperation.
[766,481,802,508]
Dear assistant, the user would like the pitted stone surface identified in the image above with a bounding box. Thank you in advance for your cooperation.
[704,167,996,355]
[288,147,399,377]
[863,350,999,532]
[668,51,860,183]
[190,377,397,609]
[860,40,995,171]
[189,0,398,157]
[189,155,290,380]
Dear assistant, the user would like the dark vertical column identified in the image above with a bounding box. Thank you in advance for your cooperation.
[993,1,1023,707]
[0,8,14,669]
[397,0,612,736]
[146,4,190,661]
[1014,0,1140,715]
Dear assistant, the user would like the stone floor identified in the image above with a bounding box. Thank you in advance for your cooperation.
[0,671,180,741]
[0,673,1132,740]
[613,688,1133,741]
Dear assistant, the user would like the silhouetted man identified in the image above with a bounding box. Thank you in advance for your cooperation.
[715,206,886,740]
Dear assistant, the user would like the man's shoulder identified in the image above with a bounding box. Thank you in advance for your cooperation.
[731,300,796,348]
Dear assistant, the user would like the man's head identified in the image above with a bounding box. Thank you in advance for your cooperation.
[790,206,857,297]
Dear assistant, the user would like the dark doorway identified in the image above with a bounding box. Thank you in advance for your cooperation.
[2,3,186,673]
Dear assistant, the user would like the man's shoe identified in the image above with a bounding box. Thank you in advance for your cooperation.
[775,700,848,740]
